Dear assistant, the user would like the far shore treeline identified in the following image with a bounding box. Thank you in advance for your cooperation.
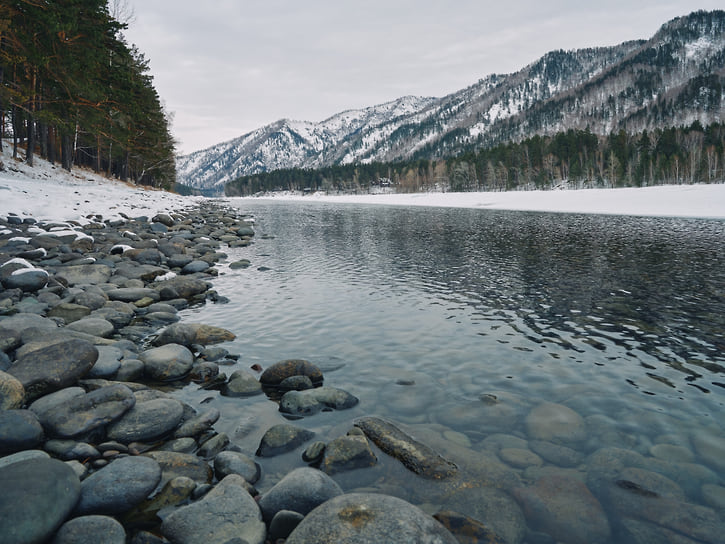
[0,0,175,188]
[225,123,725,196]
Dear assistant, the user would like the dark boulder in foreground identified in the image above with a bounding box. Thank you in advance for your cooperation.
[354,416,457,479]
[0,458,81,544]
[260,359,323,387]
[286,493,459,544]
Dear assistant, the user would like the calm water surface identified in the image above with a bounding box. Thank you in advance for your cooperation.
[176,200,725,542]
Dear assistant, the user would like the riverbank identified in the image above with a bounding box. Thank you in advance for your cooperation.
[243,183,725,219]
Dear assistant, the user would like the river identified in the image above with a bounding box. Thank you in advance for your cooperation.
[174,200,725,542]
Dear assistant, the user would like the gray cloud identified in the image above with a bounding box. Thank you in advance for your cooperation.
[123,1,722,154]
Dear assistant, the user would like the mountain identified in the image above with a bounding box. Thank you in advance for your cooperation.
[177,10,725,194]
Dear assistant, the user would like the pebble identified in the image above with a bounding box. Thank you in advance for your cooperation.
[256,423,316,457]
[258,467,343,522]
[52,515,126,544]
[279,386,359,416]
[213,450,260,483]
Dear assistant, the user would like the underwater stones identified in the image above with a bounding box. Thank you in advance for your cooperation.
[513,475,610,544]
[320,433,377,475]
[260,359,323,388]
[354,416,457,479]
[525,402,586,445]
[286,493,458,544]
[213,451,260,484]
[433,510,507,544]
[690,430,725,473]
[161,475,265,544]
[153,322,235,347]
[279,386,359,416]
[0,458,81,544]
[220,369,262,397]
[256,423,315,457]
[258,467,343,523]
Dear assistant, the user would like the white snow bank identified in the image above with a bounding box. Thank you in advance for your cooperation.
[0,142,202,224]
[241,183,725,218]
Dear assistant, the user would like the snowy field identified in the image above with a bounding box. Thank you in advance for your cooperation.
[244,184,725,219]
[1,144,724,220]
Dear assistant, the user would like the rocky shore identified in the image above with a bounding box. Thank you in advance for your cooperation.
[0,201,470,544]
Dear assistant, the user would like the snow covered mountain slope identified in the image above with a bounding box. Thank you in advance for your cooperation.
[177,10,725,194]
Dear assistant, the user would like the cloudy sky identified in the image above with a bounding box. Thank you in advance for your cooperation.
[122,1,722,155]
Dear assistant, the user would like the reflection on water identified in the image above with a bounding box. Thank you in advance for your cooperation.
[177,201,725,543]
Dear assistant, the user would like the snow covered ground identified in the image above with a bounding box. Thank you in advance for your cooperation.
[243,184,725,219]
[1,143,723,220]
[0,144,201,224]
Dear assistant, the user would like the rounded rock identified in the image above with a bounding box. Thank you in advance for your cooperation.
[0,409,44,453]
[0,458,81,544]
[0,370,25,410]
[74,456,162,515]
[106,398,184,443]
[258,467,343,523]
[52,515,126,544]
[213,451,260,484]
[260,359,323,387]
[140,343,195,382]
[286,492,458,544]
[256,423,315,457]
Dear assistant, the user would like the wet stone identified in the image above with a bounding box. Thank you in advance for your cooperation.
[106,287,161,303]
[153,322,235,347]
[213,450,260,484]
[44,440,101,461]
[529,440,583,468]
[65,317,115,339]
[0,449,50,469]
[256,423,316,457]
[143,451,213,486]
[354,416,457,479]
[197,432,230,459]
[321,434,377,475]
[525,402,587,446]
[39,384,135,438]
[8,338,98,401]
[75,456,162,516]
[434,510,507,544]
[173,408,220,439]
[443,486,526,544]
[0,458,81,544]
[269,510,305,541]
[140,343,195,382]
[220,369,262,397]
[0,409,44,454]
[260,359,323,387]
[161,475,265,544]
[286,493,458,544]
[258,467,343,523]
[54,264,112,286]
[87,346,123,379]
[106,397,184,443]
[280,386,359,416]
[47,302,92,323]
[53,515,126,544]
[302,441,326,464]
[0,369,25,410]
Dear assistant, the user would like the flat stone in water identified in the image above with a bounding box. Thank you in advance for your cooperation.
[279,386,359,416]
[220,369,262,397]
[256,423,315,457]
[106,398,184,443]
[7,338,98,401]
[173,408,220,439]
[153,322,235,347]
[286,492,458,544]
[354,416,457,479]
[260,359,323,387]
[213,450,260,484]
[53,515,126,544]
[74,456,162,515]
[161,475,265,544]
[258,467,343,523]
[321,434,377,475]
[0,458,81,544]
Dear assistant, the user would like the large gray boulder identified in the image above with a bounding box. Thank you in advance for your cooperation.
[161,475,265,544]
[257,467,342,523]
[286,493,458,544]
[0,458,81,544]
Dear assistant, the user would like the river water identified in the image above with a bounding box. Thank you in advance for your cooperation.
[175,200,725,542]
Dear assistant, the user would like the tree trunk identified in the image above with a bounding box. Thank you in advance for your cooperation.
[61,132,73,171]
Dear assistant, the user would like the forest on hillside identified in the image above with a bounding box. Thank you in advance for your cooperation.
[0,0,175,188]
[225,123,725,196]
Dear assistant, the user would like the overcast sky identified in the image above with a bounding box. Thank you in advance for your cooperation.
[122,1,722,155]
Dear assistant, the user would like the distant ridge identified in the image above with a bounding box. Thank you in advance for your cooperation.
[177,10,725,194]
